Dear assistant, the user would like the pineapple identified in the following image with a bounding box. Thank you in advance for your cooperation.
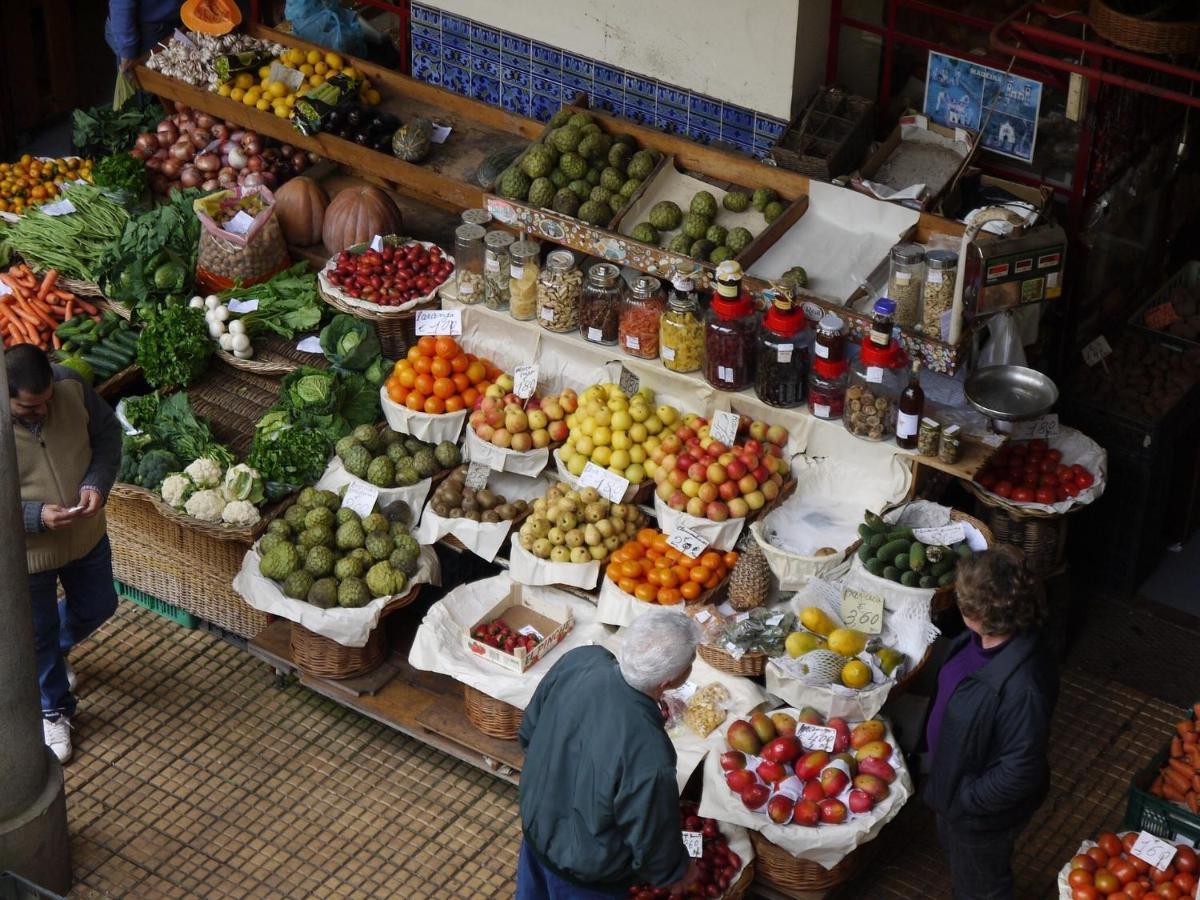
[727,539,771,610]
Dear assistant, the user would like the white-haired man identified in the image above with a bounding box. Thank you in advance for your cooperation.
[516,609,701,898]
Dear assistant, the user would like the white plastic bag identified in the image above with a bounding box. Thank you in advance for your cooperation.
[977,311,1026,368]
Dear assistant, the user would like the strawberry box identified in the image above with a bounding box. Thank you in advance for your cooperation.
[464,585,574,674]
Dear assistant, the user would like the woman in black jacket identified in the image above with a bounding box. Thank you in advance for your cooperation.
[923,545,1058,899]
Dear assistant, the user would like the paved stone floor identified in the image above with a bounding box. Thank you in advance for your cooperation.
[58,596,1195,899]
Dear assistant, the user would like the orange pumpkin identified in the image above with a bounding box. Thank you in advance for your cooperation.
[273,176,329,247]
[181,0,241,35]
[321,185,404,253]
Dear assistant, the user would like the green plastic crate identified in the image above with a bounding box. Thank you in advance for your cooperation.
[113,580,198,628]
[1123,710,1200,845]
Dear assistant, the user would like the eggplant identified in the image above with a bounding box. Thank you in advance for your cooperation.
[352,130,370,146]
[346,108,363,127]
[325,108,344,128]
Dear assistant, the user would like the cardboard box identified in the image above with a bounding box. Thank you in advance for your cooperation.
[852,114,975,210]
[464,584,574,674]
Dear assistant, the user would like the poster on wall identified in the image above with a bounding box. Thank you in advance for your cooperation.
[923,51,1042,164]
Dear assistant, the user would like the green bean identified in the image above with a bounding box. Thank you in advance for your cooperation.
[2,184,128,281]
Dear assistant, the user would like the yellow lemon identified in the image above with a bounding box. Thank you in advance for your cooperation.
[325,51,343,69]
[841,659,872,689]
[257,65,271,79]
[268,81,287,98]
[308,73,325,87]
[234,72,254,89]
[255,98,271,111]
[342,66,358,80]
[306,49,322,65]
[299,63,314,76]
[229,87,245,102]
[274,104,290,118]
[313,61,328,75]
[217,83,232,97]
[285,94,297,108]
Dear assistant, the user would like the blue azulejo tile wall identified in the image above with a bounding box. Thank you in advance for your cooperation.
[410,3,786,157]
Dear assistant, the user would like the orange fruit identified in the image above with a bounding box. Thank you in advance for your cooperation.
[606,563,621,582]
[424,395,446,414]
[392,358,412,375]
[434,336,458,359]
[618,577,638,596]
[688,566,709,584]
[430,356,452,378]
[465,360,487,384]
[624,543,645,559]
[619,560,642,579]
[452,373,470,393]
[657,588,682,606]
[658,569,680,589]
[703,573,721,590]
[407,345,423,364]
[699,551,723,569]
[386,382,406,403]
[433,377,456,399]
[680,581,701,601]
[414,373,435,396]
[634,583,657,603]
[405,392,425,411]
[450,353,470,374]
[414,355,433,375]
[461,387,479,408]
[417,336,438,356]
[397,368,417,389]
[671,565,690,584]
[723,552,739,568]
[645,568,662,587]
[637,528,657,547]
[444,395,465,412]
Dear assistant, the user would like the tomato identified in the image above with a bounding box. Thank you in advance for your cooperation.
[1172,872,1196,893]
[1175,847,1197,874]
[1154,884,1181,899]
[1089,848,1112,867]
[977,472,998,489]
[1112,861,1137,885]
[1131,858,1151,875]
[1150,866,1177,885]
[1098,834,1124,858]
[1071,869,1096,889]
[993,480,1014,498]
[1047,448,1063,463]
[1095,871,1122,894]
[1063,482,1080,498]
[1012,487,1036,503]
[1076,470,1095,488]
[1075,856,1100,873]
[1074,887,1100,900]
[1125,884,1147,898]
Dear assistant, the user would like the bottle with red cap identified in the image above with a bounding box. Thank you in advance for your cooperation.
[704,260,757,391]
[844,298,907,441]
[754,289,811,408]
[809,312,847,420]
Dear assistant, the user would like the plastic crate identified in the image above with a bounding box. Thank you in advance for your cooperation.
[1124,710,1200,844]
[113,580,198,628]
[1130,260,1200,352]
[0,872,64,900]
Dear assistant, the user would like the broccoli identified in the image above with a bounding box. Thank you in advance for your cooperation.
[136,449,180,490]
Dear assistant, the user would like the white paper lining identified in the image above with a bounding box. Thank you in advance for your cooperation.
[380,386,468,444]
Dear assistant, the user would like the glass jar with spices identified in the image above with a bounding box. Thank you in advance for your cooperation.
[922,249,958,341]
[814,312,846,363]
[620,276,665,359]
[580,263,623,345]
[536,250,582,333]
[659,269,704,373]
[704,260,757,391]
[938,424,962,464]
[508,239,540,321]
[453,223,486,305]
[888,243,925,328]
[917,418,941,456]
[808,358,848,420]
[483,230,515,311]
[754,291,811,408]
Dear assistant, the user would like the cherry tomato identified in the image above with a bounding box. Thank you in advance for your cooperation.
[1035,487,1056,504]
[1012,487,1035,503]
[993,480,1014,498]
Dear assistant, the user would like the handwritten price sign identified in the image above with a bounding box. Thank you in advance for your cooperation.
[840,587,884,634]
[796,722,838,752]
[464,461,490,490]
[415,309,463,336]
[618,365,640,397]
[512,365,539,400]
[1129,832,1177,871]
[1081,335,1113,367]
[667,524,709,559]
[682,832,704,858]
[578,462,629,503]
[341,482,379,518]
[1011,414,1060,441]
[709,410,740,445]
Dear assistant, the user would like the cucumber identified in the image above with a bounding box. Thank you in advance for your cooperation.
[110,330,139,353]
[900,570,919,587]
[876,539,912,562]
[858,524,876,541]
[863,510,888,532]
[81,354,116,379]
[910,541,927,572]
[931,558,956,578]
[955,542,974,559]
[894,552,911,572]
[886,526,915,541]
[919,575,937,589]
[869,533,889,550]
[857,543,874,564]
[90,345,128,368]
[926,545,948,564]
[938,571,957,587]
[865,557,886,577]
[883,566,901,582]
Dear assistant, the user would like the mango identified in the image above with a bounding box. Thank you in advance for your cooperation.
[875,646,904,676]
[786,631,826,658]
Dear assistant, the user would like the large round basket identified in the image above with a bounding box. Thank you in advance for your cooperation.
[463,684,524,740]
[971,498,1067,579]
[697,642,767,677]
[1088,0,1200,54]
[723,862,755,900]
[749,831,869,892]
[289,585,422,680]
[930,510,994,614]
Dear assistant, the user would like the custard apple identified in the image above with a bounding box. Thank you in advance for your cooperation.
[608,143,632,170]
[284,505,308,530]
[307,577,338,609]
[619,178,642,198]
[627,150,657,180]
[550,169,569,189]
[709,246,734,264]
[336,520,366,551]
[314,490,340,510]
[341,444,371,478]
[528,176,556,208]
[337,576,370,609]
[706,224,728,246]
[366,561,399,598]
[282,570,314,600]
[295,487,318,510]
[550,125,583,153]
[780,266,809,290]
[589,186,613,205]
[568,112,593,129]
[434,440,461,469]
[385,443,410,466]
[600,167,625,192]
[681,213,710,240]
[366,456,394,488]
[352,424,380,453]
[363,512,390,534]
[723,191,751,212]
[726,227,754,254]
[521,144,557,179]
[567,179,591,201]
[389,545,420,576]
[298,526,332,552]
[549,107,574,128]
[690,191,718,219]
[334,555,365,580]
[334,436,359,460]
[752,187,778,212]
[336,507,359,526]
[558,151,587,180]
[549,189,578,216]
[689,239,715,259]
[267,519,292,539]
[585,168,601,186]
[497,168,531,200]
[259,543,300,580]
[577,200,610,225]
[578,131,611,162]
[647,200,682,231]
[631,223,658,244]
[394,464,420,487]
[412,448,437,479]
[258,532,287,558]
[763,201,785,224]
[304,545,335,578]
[667,233,692,254]
[305,506,334,530]
[365,531,394,561]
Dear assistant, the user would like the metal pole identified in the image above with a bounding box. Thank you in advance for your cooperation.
[0,358,71,892]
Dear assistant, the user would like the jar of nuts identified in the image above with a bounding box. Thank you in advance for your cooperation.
[580,262,623,345]
[454,223,486,305]
[922,249,958,341]
[620,275,665,359]
[509,239,540,321]
[843,340,906,441]
[659,270,704,373]
[536,250,582,333]
[888,242,925,328]
[483,230,515,311]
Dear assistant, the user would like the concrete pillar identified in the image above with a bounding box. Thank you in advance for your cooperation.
[0,358,70,892]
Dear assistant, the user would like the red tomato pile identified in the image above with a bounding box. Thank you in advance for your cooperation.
[974,438,1096,505]
[627,804,742,900]
[326,242,454,306]
[1066,831,1197,899]
[469,618,536,655]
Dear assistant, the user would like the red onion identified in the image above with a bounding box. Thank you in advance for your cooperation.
[195,153,220,173]
[169,141,193,162]
[146,156,163,173]
[230,130,246,144]
[130,148,146,161]
[211,123,229,141]
[259,171,277,188]
[220,140,238,155]
[157,119,179,141]
[135,132,160,154]
[190,128,212,149]
[218,170,237,187]
[195,113,215,130]
[228,146,248,170]
[161,158,182,178]
[279,144,293,157]
[174,101,187,113]
[291,151,308,171]
[246,155,264,173]
[241,133,263,156]
[201,178,220,192]
[178,114,195,132]
[241,172,266,188]
[179,166,202,188]
[153,147,168,160]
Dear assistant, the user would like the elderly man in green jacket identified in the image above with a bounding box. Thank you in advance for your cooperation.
[516,609,701,898]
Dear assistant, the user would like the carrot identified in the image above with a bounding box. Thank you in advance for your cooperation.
[0,274,24,295]
[1178,720,1195,738]
[1163,782,1187,803]
[51,289,74,302]
[1185,731,1198,746]
[63,300,74,320]
[1188,792,1199,814]
[51,333,61,350]
[1172,737,1184,758]
[73,298,98,315]
[35,269,57,303]
[1151,776,1165,798]
[1167,758,1193,778]
[1164,768,1191,794]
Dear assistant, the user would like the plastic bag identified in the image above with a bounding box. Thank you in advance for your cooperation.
[977,311,1026,368]
[194,186,289,292]
[682,683,731,738]
[285,0,366,56]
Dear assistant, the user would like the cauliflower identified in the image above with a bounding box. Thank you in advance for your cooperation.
[222,463,264,505]
[184,488,227,522]
[184,457,223,489]
[159,473,194,509]
[221,500,261,527]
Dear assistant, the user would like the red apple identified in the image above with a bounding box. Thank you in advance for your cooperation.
[718,480,740,501]
[818,798,848,824]
[725,459,747,481]
[792,799,820,826]
[728,497,750,519]
[687,462,708,483]
[761,480,780,501]
[668,491,688,511]
[847,788,874,814]
[676,453,695,473]
[667,469,687,489]
[676,426,696,443]
[660,435,681,454]
[685,497,706,517]
[740,452,760,472]
[752,465,771,485]
[705,501,730,522]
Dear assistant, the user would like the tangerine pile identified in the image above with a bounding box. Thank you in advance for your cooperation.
[385,335,499,415]
[605,528,738,605]
[0,156,92,215]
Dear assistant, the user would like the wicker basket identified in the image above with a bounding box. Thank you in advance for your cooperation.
[462,684,524,740]
[107,489,269,638]
[58,275,105,298]
[109,481,284,542]
[94,363,142,400]
[930,510,994,614]
[722,863,755,900]
[971,499,1068,579]
[289,585,422,680]
[213,332,330,376]
[749,830,869,892]
[697,642,768,677]
[1089,0,1200,54]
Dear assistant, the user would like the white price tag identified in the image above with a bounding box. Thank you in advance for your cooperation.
[813,403,830,418]
[682,832,704,858]
[587,327,603,342]
[618,365,639,396]
[928,270,944,284]
[866,366,884,384]
[226,298,259,314]
[796,722,837,752]
[766,613,784,626]
[173,28,196,49]
[981,433,1007,448]
[296,336,323,353]
[510,264,525,279]
[694,609,712,624]
[485,255,500,273]
[540,306,554,321]
[0,280,12,297]
[415,309,462,336]
[578,462,629,503]
[430,121,453,144]
[1011,414,1060,440]
[269,60,306,92]
[370,234,385,252]
[913,523,966,546]
[464,462,490,490]
[40,199,77,216]
[894,272,912,285]
[777,344,793,364]
[518,624,544,641]
[625,335,640,350]
[1130,832,1177,871]
[1082,335,1113,367]
[710,410,740,445]
[222,210,255,235]
[341,481,379,518]
[662,346,676,361]
[460,281,476,296]
[840,587,884,634]
[512,364,538,400]
[667,524,709,559]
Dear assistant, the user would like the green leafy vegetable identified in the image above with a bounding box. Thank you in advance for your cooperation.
[0,184,128,281]
[151,393,235,469]
[71,102,162,158]
[319,314,381,373]
[137,305,213,389]
[92,153,148,199]
[219,264,323,339]
[247,415,332,487]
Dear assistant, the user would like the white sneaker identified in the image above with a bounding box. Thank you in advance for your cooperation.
[65,660,77,692]
[43,716,72,764]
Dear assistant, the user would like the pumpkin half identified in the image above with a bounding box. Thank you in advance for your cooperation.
[181,0,241,35]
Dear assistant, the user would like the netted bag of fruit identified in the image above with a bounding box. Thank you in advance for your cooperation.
[683,683,731,737]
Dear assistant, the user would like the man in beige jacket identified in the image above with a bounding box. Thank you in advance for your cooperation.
[8,345,122,763]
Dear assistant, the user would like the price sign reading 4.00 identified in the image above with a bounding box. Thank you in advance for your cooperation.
[840,587,884,635]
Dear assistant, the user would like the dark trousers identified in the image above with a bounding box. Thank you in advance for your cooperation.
[936,814,1020,900]
[516,842,624,900]
[27,535,118,718]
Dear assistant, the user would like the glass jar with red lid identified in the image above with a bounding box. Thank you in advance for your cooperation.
[704,260,757,391]
[808,358,848,420]
[754,290,811,408]
[843,337,906,441]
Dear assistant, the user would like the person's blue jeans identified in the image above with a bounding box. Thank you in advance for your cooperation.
[516,842,625,900]
[27,535,118,719]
